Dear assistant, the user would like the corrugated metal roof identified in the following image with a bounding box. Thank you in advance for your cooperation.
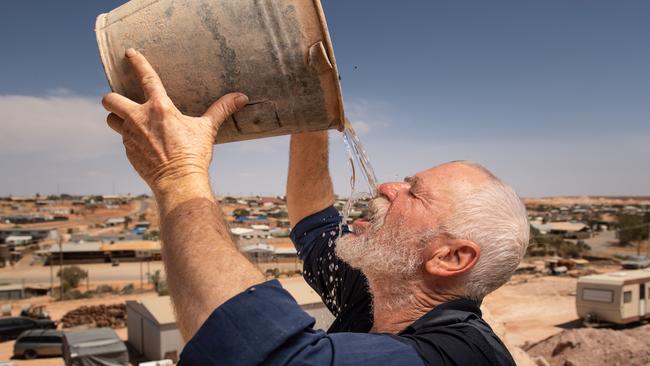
[49,242,103,253]
[100,241,160,252]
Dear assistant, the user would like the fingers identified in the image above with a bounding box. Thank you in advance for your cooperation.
[106,113,125,135]
[202,93,249,128]
[102,93,139,119]
[125,48,166,99]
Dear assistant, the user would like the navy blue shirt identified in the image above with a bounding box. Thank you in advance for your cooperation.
[179,206,515,365]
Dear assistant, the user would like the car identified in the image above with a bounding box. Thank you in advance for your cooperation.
[13,329,63,359]
[0,317,57,342]
[621,255,650,269]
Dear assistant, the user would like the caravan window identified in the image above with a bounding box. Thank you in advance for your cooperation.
[623,291,632,303]
[582,288,614,303]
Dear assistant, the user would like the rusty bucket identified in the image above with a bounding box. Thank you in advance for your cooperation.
[96,0,344,144]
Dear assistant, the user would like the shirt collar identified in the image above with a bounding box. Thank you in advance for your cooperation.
[398,299,482,335]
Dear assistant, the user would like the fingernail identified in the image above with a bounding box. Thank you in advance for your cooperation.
[235,94,249,108]
[125,48,137,57]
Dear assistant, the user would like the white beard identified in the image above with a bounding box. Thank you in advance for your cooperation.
[335,197,429,280]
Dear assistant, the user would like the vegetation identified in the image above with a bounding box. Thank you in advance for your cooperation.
[143,230,160,241]
[57,266,88,291]
[617,214,650,246]
[527,233,590,258]
[233,208,251,217]
[149,270,169,295]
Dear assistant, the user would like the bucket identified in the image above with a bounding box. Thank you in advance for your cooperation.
[95,0,344,144]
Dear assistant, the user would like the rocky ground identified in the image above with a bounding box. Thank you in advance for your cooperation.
[526,324,650,366]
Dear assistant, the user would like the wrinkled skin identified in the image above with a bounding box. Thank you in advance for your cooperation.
[101,48,248,192]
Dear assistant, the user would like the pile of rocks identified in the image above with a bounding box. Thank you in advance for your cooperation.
[60,303,127,329]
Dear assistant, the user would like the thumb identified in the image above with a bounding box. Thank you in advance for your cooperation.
[203,93,249,128]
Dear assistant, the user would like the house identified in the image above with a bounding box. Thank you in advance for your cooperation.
[548,222,591,239]
[5,235,33,246]
[127,296,183,362]
[100,241,162,260]
[47,242,106,264]
[0,228,57,244]
[105,217,126,227]
[241,243,275,261]
[0,284,24,300]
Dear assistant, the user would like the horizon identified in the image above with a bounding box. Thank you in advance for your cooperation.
[1,1,649,197]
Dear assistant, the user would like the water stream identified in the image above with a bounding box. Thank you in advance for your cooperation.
[339,119,379,234]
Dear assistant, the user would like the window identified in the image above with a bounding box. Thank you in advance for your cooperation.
[18,337,39,343]
[624,291,632,303]
[582,288,614,303]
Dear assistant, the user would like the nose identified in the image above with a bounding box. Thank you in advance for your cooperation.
[377,182,410,202]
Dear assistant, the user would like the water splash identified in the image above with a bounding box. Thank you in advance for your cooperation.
[339,120,378,236]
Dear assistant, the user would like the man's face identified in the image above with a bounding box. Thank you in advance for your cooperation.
[336,162,490,278]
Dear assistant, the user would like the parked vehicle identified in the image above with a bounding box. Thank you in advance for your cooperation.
[621,255,650,269]
[577,269,650,325]
[13,329,63,359]
[0,317,56,342]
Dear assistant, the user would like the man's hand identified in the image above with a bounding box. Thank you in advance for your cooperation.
[101,48,248,195]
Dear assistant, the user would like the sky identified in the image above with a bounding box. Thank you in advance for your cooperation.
[0,0,648,197]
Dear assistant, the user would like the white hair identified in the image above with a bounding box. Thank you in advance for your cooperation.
[440,166,529,300]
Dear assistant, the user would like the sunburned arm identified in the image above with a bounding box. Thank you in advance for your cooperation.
[155,175,264,340]
[287,131,334,226]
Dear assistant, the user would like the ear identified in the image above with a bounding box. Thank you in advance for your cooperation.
[424,237,480,278]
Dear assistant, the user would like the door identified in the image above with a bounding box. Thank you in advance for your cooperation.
[640,283,646,317]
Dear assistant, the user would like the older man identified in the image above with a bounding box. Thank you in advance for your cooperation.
[103,49,529,365]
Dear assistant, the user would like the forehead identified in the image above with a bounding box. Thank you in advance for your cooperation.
[412,162,492,192]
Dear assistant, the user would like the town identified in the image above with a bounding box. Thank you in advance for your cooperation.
[1,193,649,365]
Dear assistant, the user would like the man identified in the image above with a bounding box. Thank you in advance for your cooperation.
[103,49,529,365]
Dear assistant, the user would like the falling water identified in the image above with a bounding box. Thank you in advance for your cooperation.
[339,119,379,234]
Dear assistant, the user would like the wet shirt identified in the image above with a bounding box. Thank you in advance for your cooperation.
[178,206,515,365]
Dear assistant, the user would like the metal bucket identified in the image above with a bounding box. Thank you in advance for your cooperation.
[96,0,344,144]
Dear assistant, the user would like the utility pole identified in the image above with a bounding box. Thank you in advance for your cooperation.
[140,258,144,291]
[58,236,64,301]
[49,253,54,299]
[646,224,650,259]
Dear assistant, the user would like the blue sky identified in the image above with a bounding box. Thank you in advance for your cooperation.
[0,0,648,197]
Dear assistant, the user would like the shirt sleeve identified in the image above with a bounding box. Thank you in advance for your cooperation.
[179,280,424,366]
[290,206,370,321]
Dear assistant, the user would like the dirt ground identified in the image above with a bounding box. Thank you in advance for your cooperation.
[527,324,650,366]
[482,274,580,347]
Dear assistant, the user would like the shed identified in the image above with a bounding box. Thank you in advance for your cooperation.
[62,328,128,366]
[126,296,183,363]
[5,236,32,246]
[0,284,24,300]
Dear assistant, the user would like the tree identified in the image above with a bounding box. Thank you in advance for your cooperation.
[618,214,649,246]
[148,270,168,295]
[123,216,132,230]
[57,266,88,291]
[233,208,250,217]
[143,230,159,241]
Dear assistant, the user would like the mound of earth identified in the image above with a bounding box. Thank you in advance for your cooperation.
[526,324,650,366]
